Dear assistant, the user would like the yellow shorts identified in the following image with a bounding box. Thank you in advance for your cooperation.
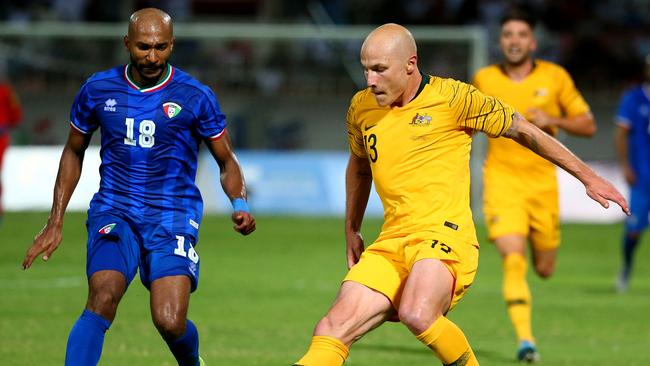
[483,185,560,251]
[344,231,478,311]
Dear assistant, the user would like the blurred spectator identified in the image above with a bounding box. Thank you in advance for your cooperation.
[137,0,191,21]
[85,0,124,22]
[1,0,48,22]
[53,0,89,21]
[0,77,22,220]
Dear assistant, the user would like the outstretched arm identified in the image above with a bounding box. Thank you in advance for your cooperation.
[205,130,255,235]
[23,128,92,269]
[345,153,373,269]
[503,113,630,215]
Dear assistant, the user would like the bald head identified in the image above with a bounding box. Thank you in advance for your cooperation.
[128,8,173,38]
[361,23,417,64]
[124,8,175,87]
[360,24,421,108]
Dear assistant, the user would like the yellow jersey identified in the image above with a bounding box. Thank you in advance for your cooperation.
[347,75,515,246]
[473,60,590,192]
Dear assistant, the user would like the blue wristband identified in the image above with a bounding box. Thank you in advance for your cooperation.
[231,198,250,213]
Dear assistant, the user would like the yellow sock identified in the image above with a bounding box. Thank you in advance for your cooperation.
[416,316,479,366]
[294,336,349,366]
[502,253,534,342]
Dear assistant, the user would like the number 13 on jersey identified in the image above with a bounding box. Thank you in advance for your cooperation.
[364,133,378,162]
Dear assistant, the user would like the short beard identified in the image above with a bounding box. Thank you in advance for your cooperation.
[129,54,164,84]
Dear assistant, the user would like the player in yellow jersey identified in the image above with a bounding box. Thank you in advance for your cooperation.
[293,23,627,366]
[472,10,596,363]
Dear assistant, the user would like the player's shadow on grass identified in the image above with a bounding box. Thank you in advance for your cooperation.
[354,343,514,364]
[473,346,521,365]
[353,343,428,356]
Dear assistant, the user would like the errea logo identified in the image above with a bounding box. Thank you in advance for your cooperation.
[104,98,117,112]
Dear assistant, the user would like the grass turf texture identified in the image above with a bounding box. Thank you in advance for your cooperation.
[1,212,649,365]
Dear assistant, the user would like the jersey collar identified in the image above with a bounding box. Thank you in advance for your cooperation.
[499,59,537,80]
[124,63,174,92]
[414,72,428,99]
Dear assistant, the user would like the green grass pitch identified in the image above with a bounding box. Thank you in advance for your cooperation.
[1,212,649,365]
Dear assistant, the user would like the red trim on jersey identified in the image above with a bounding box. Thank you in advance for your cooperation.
[123,64,174,93]
[0,83,22,129]
[209,128,226,141]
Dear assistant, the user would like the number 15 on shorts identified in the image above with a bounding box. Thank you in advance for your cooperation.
[431,239,452,254]
[174,235,199,264]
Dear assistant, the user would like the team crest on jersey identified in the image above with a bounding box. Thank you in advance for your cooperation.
[410,113,432,127]
[533,88,548,98]
[163,102,182,118]
[98,223,116,234]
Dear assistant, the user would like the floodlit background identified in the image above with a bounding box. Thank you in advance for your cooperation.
[2,0,647,221]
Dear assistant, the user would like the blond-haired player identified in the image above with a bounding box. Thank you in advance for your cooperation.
[473,10,596,363]
[294,23,627,366]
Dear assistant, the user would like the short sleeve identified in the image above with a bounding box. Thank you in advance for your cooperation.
[615,90,635,129]
[556,67,590,117]
[195,87,226,140]
[70,83,99,134]
[346,93,366,158]
[448,80,515,137]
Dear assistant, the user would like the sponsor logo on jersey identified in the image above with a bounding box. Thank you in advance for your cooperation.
[364,123,377,131]
[104,98,117,112]
[410,112,432,127]
[163,102,182,118]
[98,223,117,234]
[189,219,199,229]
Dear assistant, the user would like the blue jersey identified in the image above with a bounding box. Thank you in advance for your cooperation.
[70,64,226,237]
[616,85,650,188]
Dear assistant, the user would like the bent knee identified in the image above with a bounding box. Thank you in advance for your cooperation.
[398,308,440,335]
[86,291,121,319]
[152,313,186,340]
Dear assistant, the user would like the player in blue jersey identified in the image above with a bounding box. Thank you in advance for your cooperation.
[615,56,650,292]
[21,8,255,366]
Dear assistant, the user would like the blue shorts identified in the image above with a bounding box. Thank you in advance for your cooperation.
[625,185,650,233]
[86,212,200,291]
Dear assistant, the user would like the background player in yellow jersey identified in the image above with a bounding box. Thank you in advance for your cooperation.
[472,9,596,363]
[293,23,627,366]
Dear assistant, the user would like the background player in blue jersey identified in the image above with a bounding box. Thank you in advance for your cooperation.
[21,8,256,366]
[615,56,650,292]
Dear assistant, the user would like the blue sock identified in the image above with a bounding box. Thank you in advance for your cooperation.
[65,309,111,366]
[622,234,640,278]
[166,319,200,366]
